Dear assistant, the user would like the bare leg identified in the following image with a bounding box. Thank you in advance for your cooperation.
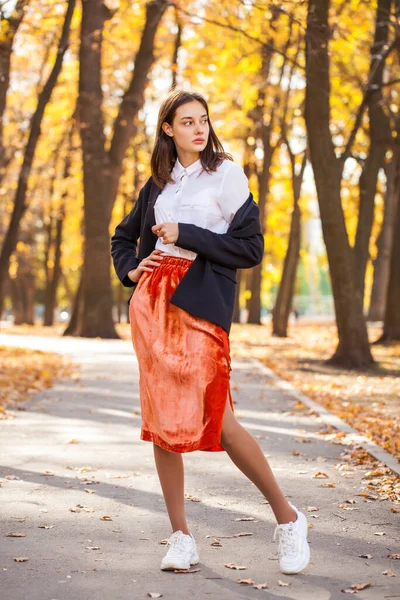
[153,443,190,534]
[220,397,297,525]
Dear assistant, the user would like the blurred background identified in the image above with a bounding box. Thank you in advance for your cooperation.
[0,0,399,366]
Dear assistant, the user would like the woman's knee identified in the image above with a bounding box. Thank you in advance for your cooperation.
[220,403,239,448]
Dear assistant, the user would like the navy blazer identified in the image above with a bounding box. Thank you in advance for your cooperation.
[111,176,264,333]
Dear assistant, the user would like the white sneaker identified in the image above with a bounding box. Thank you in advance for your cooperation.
[160,529,199,571]
[273,503,310,574]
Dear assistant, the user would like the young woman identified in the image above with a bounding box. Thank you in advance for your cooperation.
[111,90,310,576]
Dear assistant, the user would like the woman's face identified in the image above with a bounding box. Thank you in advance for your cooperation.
[162,100,210,155]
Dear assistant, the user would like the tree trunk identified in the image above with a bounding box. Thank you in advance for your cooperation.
[43,126,73,326]
[246,37,275,325]
[305,0,373,368]
[43,205,64,326]
[170,5,182,90]
[76,0,117,338]
[232,269,242,323]
[368,146,400,320]
[378,182,400,342]
[68,0,167,337]
[63,273,83,336]
[0,0,29,176]
[247,140,271,324]
[353,0,392,307]
[247,11,291,324]
[272,153,306,336]
[10,267,35,325]
[105,0,168,219]
[0,0,75,317]
[9,277,24,324]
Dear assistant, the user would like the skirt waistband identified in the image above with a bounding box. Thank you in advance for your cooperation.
[160,255,194,268]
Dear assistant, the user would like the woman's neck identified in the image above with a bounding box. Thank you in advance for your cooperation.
[176,151,200,168]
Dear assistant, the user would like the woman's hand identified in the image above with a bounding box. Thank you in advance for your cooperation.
[151,222,179,245]
[127,249,166,283]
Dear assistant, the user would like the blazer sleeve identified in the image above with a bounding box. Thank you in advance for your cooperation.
[111,185,145,287]
[176,224,264,269]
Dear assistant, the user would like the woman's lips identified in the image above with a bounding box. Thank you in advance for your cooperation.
[193,139,205,144]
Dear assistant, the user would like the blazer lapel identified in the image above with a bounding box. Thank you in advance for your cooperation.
[146,179,162,228]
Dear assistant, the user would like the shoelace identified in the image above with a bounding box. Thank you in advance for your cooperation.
[167,533,191,554]
[273,523,298,557]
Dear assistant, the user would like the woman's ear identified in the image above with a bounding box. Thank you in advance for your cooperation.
[162,122,173,137]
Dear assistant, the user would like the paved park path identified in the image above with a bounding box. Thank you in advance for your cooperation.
[0,334,398,600]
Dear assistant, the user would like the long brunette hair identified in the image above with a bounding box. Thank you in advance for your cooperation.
[150,90,232,188]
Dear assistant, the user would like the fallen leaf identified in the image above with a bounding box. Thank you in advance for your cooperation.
[225,563,247,570]
[14,557,28,562]
[234,517,255,521]
[84,488,96,494]
[388,554,400,559]
[341,582,372,593]
[6,532,27,537]
[76,504,95,512]
[211,539,222,546]
[68,439,79,444]
[37,525,54,529]
[184,494,201,502]
[278,580,290,586]
[382,569,396,576]
[237,578,255,585]
[147,594,162,598]
[292,450,304,456]
[359,554,372,559]
[307,506,319,512]
[390,507,400,513]
[100,516,112,521]
[253,582,268,589]
[206,532,253,539]
[319,482,336,488]
[374,532,386,536]
[313,472,329,478]
[173,568,201,574]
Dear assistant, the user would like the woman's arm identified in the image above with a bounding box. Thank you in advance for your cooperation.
[175,196,264,269]
[176,222,264,269]
[111,185,145,287]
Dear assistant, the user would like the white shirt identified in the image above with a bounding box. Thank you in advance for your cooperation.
[154,157,250,260]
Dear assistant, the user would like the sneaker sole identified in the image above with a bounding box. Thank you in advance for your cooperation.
[280,542,310,575]
[160,555,199,571]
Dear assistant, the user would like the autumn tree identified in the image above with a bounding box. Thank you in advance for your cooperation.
[379,186,400,341]
[0,0,29,179]
[354,0,394,307]
[304,0,373,367]
[68,0,168,338]
[0,0,75,315]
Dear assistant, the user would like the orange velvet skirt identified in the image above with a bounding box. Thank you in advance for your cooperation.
[129,255,234,453]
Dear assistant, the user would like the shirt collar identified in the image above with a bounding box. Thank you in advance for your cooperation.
[172,157,203,181]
